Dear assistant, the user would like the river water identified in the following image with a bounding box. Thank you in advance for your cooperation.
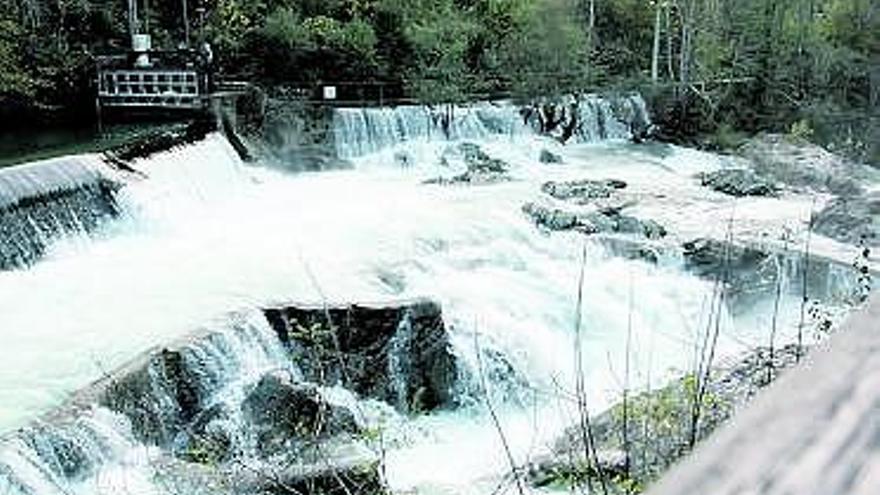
[0,98,848,494]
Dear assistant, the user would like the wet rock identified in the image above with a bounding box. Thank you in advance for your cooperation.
[523,203,666,240]
[99,348,204,446]
[699,169,779,197]
[813,192,880,246]
[240,441,383,495]
[597,237,664,264]
[742,134,864,196]
[425,142,511,185]
[104,120,216,163]
[17,425,96,480]
[528,449,629,489]
[539,149,564,164]
[579,211,619,233]
[522,203,579,231]
[459,142,491,165]
[242,370,360,457]
[153,441,383,495]
[176,403,235,464]
[263,300,457,413]
[682,238,769,277]
[542,179,627,202]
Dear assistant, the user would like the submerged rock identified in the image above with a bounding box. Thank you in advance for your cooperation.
[263,300,457,413]
[813,192,880,246]
[539,149,564,164]
[699,169,779,197]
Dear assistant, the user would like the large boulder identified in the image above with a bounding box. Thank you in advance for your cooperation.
[699,169,779,197]
[813,192,880,246]
[241,370,360,457]
[741,133,864,196]
[263,300,457,413]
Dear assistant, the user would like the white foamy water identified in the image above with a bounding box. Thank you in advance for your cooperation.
[0,105,850,493]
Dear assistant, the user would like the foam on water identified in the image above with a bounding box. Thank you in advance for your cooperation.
[0,108,842,493]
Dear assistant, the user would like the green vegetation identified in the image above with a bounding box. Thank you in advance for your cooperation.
[0,0,876,161]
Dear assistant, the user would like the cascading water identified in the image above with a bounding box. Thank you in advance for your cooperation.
[0,96,864,495]
[332,93,650,159]
[0,156,119,270]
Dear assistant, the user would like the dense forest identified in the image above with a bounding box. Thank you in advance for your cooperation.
[0,0,877,161]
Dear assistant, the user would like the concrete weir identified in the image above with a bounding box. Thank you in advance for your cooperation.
[0,156,120,270]
[0,300,456,495]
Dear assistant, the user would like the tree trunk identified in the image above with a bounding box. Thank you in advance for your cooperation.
[587,0,596,78]
[651,3,662,83]
[666,3,675,82]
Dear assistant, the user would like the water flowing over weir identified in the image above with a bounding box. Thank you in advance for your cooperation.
[332,94,650,159]
[0,99,863,494]
[0,157,120,270]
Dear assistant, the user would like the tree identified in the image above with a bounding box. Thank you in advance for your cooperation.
[0,17,33,99]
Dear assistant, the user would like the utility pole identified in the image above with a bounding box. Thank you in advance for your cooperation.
[128,0,139,37]
[182,0,191,47]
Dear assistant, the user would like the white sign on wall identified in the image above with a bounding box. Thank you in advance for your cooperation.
[323,86,337,100]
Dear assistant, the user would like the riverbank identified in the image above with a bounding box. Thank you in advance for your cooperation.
[527,344,805,494]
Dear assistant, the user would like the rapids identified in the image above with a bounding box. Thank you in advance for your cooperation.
[0,97,858,494]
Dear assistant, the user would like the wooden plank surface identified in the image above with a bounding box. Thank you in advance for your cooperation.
[647,295,880,495]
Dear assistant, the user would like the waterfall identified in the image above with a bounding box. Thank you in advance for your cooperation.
[0,309,291,495]
[0,156,120,270]
[332,93,651,159]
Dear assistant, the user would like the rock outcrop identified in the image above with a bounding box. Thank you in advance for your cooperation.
[698,169,778,197]
[527,345,803,492]
[1,300,458,495]
[813,192,880,247]
[741,133,864,196]
[523,203,666,239]
[263,299,458,413]
[241,370,361,457]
